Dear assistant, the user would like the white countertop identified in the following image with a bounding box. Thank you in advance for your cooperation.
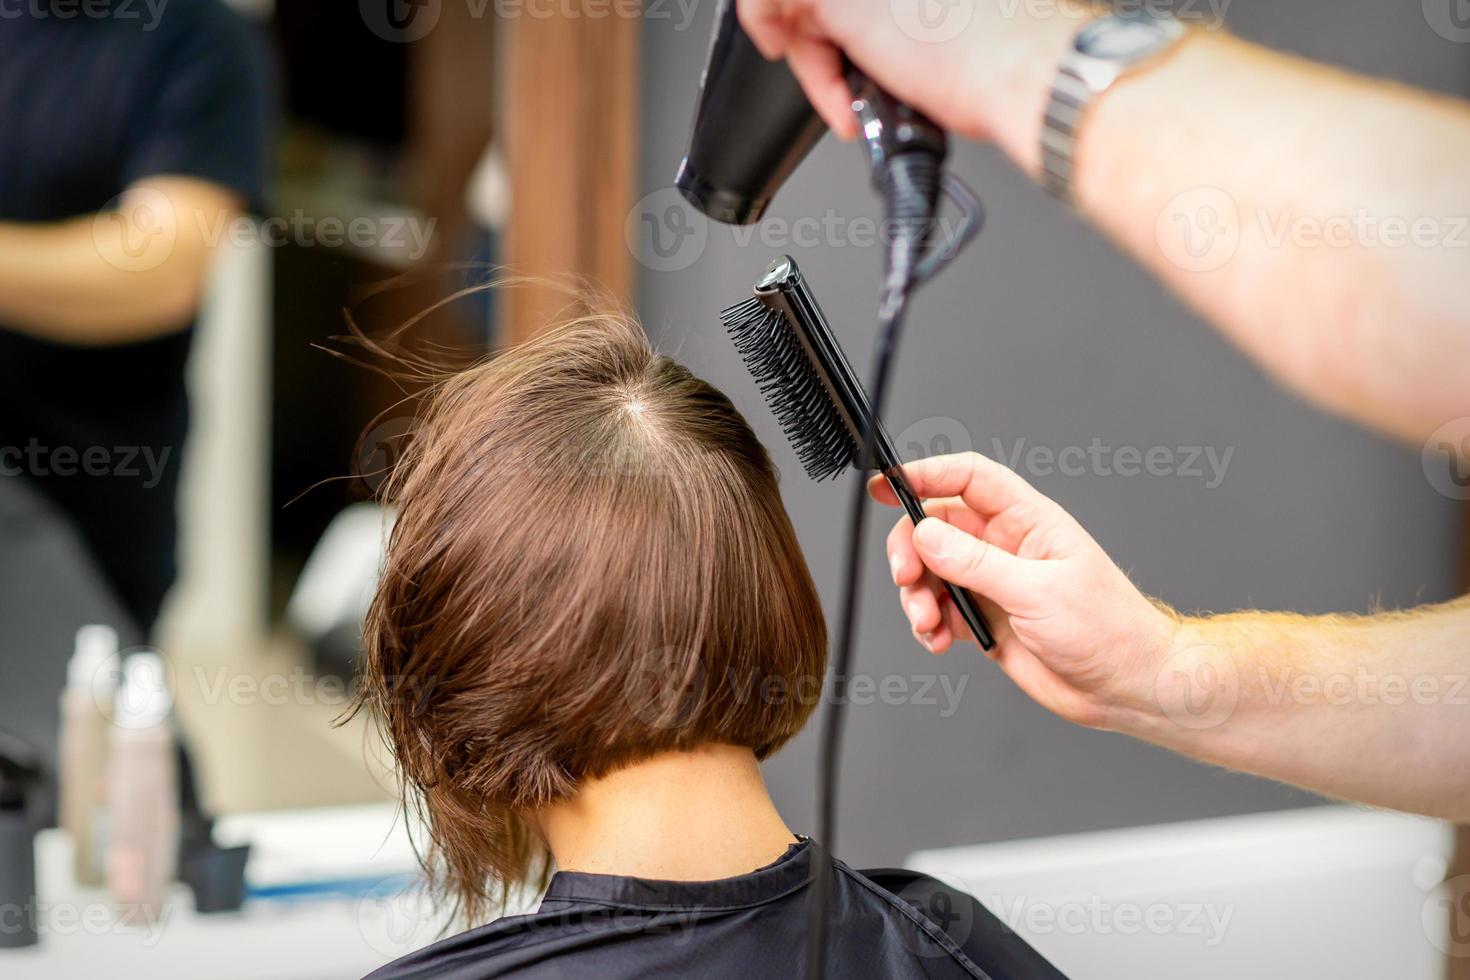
[2,802,449,980]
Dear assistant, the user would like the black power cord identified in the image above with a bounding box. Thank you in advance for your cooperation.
[806,162,985,979]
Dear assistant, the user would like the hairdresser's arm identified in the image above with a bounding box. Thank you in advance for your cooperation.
[742,0,1470,446]
[0,177,240,345]
[870,453,1470,821]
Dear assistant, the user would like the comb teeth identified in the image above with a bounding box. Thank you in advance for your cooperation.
[720,296,857,482]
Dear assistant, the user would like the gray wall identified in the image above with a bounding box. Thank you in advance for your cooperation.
[636,1,1468,867]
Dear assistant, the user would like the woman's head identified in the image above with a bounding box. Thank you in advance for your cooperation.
[356,311,826,921]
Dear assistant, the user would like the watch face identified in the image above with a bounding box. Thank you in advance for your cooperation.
[1075,14,1172,61]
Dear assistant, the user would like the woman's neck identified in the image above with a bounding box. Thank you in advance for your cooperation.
[537,743,796,881]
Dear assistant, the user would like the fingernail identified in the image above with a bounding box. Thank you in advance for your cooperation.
[889,552,904,583]
[913,519,962,560]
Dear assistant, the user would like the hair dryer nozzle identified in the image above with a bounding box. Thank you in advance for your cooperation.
[676,0,828,225]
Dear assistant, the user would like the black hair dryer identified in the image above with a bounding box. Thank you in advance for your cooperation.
[675,0,828,225]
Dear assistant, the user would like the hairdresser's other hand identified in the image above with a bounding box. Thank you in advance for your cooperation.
[737,0,1087,169]
[870,453,1178,729]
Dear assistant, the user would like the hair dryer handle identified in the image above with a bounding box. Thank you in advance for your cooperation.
[843,64,947,178]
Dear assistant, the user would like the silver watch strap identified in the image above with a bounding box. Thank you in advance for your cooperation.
[1040,64,1093,200]
[1040,13,1190,203]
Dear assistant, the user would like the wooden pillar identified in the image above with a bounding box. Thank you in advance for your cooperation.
[407,0,498,258]
[500,4,641,342]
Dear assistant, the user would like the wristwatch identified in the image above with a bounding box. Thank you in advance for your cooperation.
[1040,9,1191,202]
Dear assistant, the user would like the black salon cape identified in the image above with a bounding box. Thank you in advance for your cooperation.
[366,840,1068,980]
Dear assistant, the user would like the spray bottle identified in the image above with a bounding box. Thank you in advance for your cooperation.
[58,624,118,885]
[106,651,178,918]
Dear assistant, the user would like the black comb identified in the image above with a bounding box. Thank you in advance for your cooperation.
[721,255,996,651]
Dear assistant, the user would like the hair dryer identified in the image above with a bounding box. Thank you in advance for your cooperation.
[674,0,827,225]
[676,0,949,287]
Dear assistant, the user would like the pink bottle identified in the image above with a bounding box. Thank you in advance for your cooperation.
[106,652,178,919]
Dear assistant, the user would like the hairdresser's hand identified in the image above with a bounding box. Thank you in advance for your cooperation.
[870,452,1178,729]
[738,0,1088,171]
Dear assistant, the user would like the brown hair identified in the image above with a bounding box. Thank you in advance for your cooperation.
[352,309,827,924]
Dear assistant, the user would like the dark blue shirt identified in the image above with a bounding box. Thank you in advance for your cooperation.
[0,0,270,628]
[367,840,1067,980]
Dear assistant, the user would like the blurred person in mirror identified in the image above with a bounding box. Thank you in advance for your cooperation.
[349,313,1065,979]
[0,0,270,632]
[742,0,1470,820]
